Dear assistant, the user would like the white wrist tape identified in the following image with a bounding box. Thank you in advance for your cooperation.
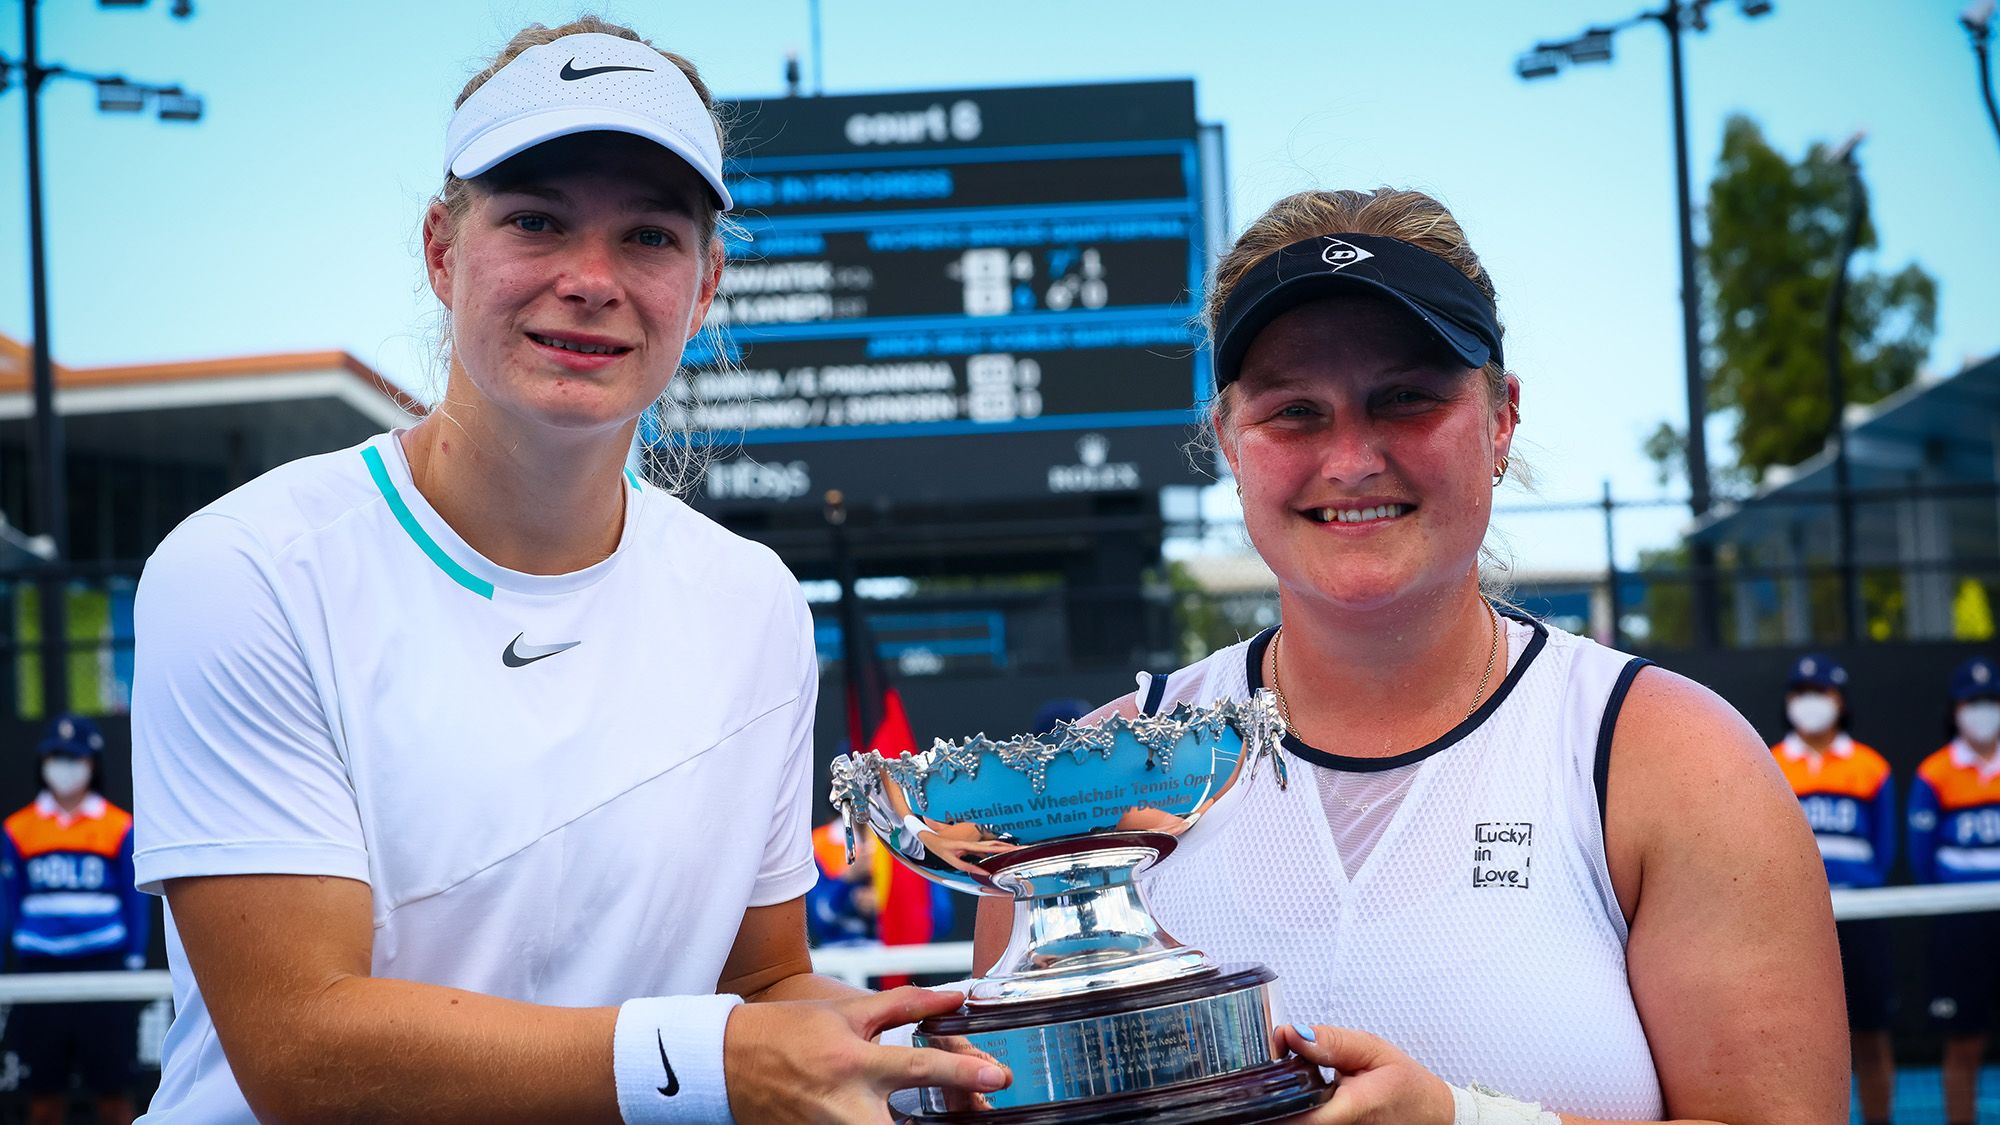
[613,994,741,1124]
[1450,1082,1563,1125]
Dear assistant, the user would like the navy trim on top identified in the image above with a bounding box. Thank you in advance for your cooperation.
[1140,672,1170,716]
[1594,657,1654,831]
[1245,606,1550,773]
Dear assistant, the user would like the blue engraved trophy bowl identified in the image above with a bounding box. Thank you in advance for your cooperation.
[828,692,1331,1124]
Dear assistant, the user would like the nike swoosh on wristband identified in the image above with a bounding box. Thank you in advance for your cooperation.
[560,60,655,80]
[502,634,581,668]
[655,1031,680,1097]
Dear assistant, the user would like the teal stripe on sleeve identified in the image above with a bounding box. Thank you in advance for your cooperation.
[360,446,495,600]
[623,467,642,490]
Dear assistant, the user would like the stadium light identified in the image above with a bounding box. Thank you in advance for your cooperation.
[1565,29,1617,64]
[1516,48,1565,80]
[1739,0,1775,16]
[156,88,201,121]
[96,79,145,112]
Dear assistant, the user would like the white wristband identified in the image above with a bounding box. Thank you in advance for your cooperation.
[613,994,742,1124]
[1450,1082,1562,1125]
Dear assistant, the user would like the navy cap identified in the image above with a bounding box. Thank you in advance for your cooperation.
[1786,654,1849,691]
[1212,233,1504,390]
[1953,657,2000,702]
[38,714,104,758]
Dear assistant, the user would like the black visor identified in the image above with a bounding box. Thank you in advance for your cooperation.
[1212,233,1503,389]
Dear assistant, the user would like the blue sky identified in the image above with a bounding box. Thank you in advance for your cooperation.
[1,0,1994,573]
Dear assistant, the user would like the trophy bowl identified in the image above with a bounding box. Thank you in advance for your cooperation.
[829,692,1331,1124]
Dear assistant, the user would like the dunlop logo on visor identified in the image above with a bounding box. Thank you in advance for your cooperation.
[1320,238,1375,270]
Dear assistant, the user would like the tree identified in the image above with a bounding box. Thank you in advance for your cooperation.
[1646,115,1938,487]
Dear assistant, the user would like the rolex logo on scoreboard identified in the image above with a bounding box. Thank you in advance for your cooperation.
[1047,433,1140,494]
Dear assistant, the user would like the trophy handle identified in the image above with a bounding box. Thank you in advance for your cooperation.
[972,833,1214,1004]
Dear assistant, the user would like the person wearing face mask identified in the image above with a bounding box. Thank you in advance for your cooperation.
[1910,655,2000,1125]
[1,714,150,1125]
[1769,654,1896,1125]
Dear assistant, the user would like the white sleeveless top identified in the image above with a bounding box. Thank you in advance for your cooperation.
[1140,614,1665,1119]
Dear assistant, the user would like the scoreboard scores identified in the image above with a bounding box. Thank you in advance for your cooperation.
[663,80,1217,510]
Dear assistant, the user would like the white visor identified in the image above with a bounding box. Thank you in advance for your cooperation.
[443,32,731,211]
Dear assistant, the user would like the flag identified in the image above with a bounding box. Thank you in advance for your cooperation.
[828,495,937,984]
[841,605,938,984]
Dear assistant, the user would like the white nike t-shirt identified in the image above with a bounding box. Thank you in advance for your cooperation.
[131,432,819,1123]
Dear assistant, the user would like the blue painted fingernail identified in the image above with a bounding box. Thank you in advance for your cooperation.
[1291,1022,1317,1042]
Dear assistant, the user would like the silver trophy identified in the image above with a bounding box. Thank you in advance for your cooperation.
[829,692,1330,1124]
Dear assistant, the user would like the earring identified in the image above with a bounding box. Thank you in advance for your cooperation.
[1492,456,1510,487]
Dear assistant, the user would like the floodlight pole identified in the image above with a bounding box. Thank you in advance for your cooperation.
[1825,137,1867,642]
[1968,1,2000,155]
[1654,0,1722,646]
[9,0,200,718]
[1981,35,2000,155]
[809,0,824,95]
[1660,1,1708,521]
[1521,0,1743,646]
[21,0,70,718]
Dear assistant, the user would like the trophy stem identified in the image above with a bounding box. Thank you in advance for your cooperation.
[973,839,1212,1004]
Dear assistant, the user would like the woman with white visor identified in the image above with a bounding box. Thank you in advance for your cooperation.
[132,19,1005,1124]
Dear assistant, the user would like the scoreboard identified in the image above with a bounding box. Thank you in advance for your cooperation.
[663,81,1215,510]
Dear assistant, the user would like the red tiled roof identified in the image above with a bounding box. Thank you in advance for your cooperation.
[0,333,422,415]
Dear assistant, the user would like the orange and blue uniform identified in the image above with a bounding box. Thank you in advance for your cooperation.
[1773,733,1896,888]
[803,819,952,964]
[1909,741,2000,885]
[807,819,875,946]
[1,792,148,967]
[1912,737,2000,1035]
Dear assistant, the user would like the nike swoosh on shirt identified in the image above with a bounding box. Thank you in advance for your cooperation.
[656,1031,680,1097]
[502,634,581,668]
[560,60,655,80]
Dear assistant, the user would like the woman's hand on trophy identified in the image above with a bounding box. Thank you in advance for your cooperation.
[917,829,1019,875]
[1271,1022,1453,1125]
[925,820,988,843]
[912,1032,1009,1115]
[724,986,1011,1123]
[1112,807,1190,833]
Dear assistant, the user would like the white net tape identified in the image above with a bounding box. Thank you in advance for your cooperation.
[1830,882,2000,921]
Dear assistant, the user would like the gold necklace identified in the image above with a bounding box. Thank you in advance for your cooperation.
[1269,600,1502,741]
